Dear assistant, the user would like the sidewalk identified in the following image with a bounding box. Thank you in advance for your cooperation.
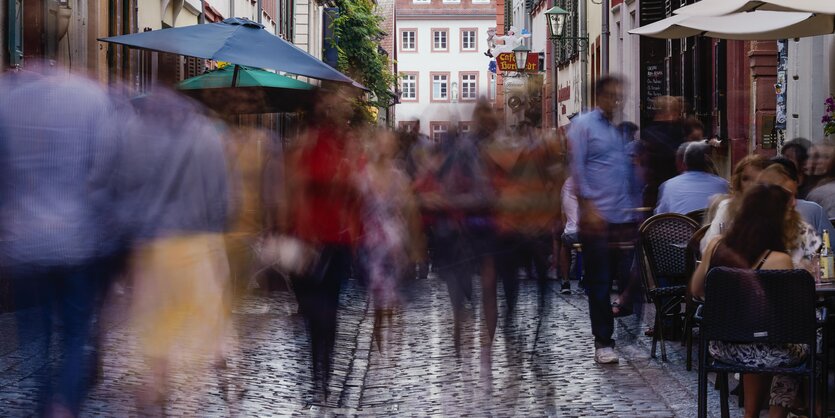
[0,276,737,417]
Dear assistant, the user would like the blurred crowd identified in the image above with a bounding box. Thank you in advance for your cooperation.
[1,68,834,418]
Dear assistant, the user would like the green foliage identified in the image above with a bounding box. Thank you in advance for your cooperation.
[331,0,397,119]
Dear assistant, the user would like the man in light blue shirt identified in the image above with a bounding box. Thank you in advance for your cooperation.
[655,142,729,215]
[568,76,641,364]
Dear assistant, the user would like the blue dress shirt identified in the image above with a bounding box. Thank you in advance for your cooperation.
[567,109,638,224]
[655,171,729,215]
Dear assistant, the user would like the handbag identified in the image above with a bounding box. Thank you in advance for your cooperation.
[257,234,319,277]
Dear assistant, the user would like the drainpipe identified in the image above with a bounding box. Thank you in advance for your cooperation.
[257,0,261,23]
[601,0,609,75]
[579,0,587,109]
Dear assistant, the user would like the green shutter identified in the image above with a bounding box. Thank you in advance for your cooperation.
[7,0,23,66]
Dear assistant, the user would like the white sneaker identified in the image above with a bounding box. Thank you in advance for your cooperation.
[594,347,620,364]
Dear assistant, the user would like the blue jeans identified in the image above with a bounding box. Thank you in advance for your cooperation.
[10,260,108,415]
[579,223,637,348]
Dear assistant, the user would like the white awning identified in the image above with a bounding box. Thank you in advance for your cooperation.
[628,10,834,40]
[674,0,835,17]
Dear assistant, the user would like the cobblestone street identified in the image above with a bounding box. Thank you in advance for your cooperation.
[1,276,738,417]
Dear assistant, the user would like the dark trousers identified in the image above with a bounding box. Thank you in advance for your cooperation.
[9,260,108,415]
[579,223,637,348]
[292,245,351,387]
[496,233,552,311]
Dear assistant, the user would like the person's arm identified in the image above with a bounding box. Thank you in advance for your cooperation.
[700,200,728,253]
[691,237,719,298]
[654,183,668,214]
[568,122,606,235]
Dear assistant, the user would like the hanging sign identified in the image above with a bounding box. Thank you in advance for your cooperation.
[496,52,540,72]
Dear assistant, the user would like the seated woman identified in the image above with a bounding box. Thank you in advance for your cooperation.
[691,184,806,418]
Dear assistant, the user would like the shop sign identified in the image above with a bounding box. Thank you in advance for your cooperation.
[496,52,540,72]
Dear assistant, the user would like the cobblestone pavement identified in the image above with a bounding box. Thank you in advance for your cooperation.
[0,276,742,417]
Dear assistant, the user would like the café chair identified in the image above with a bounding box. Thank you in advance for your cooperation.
[685,208,706,226]
[683,224,709,371]
[638,213,700,361]
[697,267,817,418]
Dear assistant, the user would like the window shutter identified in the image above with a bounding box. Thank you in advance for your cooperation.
[7,0,23,66]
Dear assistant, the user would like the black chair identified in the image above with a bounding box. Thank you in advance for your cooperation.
[638,213,700,361]
[685,208,707,226]
[683,224,709,371]
[697,267,817,418]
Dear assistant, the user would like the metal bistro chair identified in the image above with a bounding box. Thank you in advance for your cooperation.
[638,213,700,361]
[683,224,709,371]
[685,208,707,226]
[697,268,818,418]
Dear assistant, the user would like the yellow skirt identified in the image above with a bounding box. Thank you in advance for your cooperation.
[131,233,230,360]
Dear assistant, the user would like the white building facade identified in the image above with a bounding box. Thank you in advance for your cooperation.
[395,0,497,140]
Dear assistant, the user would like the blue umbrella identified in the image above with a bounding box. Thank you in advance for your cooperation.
[99,17,355,84]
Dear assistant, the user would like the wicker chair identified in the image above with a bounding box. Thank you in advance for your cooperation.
[683,224,709,371]
[638,213,700,361]
[697,267,817,418]
[684,208,706,226]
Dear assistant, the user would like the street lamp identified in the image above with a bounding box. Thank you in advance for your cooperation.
[545,5,568,39]
[513,44,531,72]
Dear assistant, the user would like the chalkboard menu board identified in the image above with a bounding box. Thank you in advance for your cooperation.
[645,63,665,112]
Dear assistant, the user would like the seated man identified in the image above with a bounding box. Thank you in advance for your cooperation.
[655,142,729,215]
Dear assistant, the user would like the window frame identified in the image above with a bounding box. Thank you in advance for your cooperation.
[399,72,419,102]
[460,28,478,52]
[430,121,450,143]
[431,28,449,52]
[459,72,479,102]
[430,72,451,103]
[399,28,417,53]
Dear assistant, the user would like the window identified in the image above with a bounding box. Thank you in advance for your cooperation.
[471,0,490,3]
[431,73,449,101]
[400,73,417,101]
[459,121,472,134]
[430,122,449,143]
[413,0,430,3]
[399,121,419,132]
[461,29,477,51]
[488,73,496,101]
[443,0,460,3]
[432,29,448,51]
[460,72,478,101]
[400,29,416,52]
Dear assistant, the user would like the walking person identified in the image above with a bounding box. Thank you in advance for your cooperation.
[278,92,363,401]
[422,100,498,376]
[567,76,641,364]
[0,70,127,418]
[122,90,232,414]
[358,129,422,351]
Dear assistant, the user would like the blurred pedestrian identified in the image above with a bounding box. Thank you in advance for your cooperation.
[637,95,685,208]
[807,153,835,217]
[358,128,422,351]
[423,99,498,370]
[278,92,362,401]
[0,70,126,417]
[120,90,232,413]
[567,76,640,364]
[486,121,562,311]
[780,138,810,197]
